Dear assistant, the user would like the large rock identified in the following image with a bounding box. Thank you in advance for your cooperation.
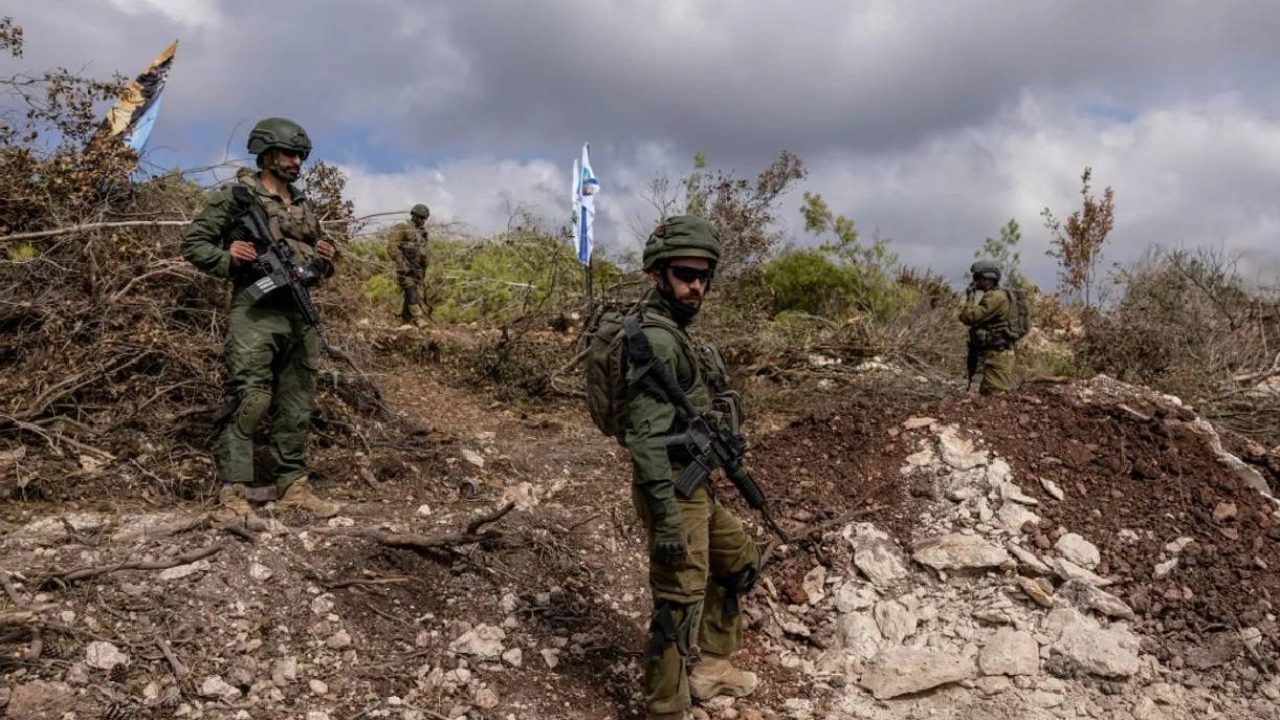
[7,681,75,720]
[853,538,910,588]
[1054,533,1101,569]
[1007,544,1052,576]
[85,641,128,670]
[872,600,917,644]
[835,612,884,669]
[978,628,1039,676]
[1045,610,1140,678]
[858,647,977,699]
[834,581,878,613]
[1058,579,1135,620]
[996,502,1040,532]
[912,534,1011,572]
[937,427,988,470]
[1052,557,1111,586]
[449,624,506,659]
[199,675,241,701]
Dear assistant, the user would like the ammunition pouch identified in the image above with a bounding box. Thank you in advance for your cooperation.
[712,565,759,618]
[648,600,699,658]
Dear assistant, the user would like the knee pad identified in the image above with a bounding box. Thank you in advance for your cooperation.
[232,388,272,438]
[648,601,700,658]
[712,565,759,618]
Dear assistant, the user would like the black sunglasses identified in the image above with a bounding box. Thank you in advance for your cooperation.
[667,265,714,284]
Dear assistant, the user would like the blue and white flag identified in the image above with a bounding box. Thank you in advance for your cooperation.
[571,142,599,265]
[102,40,177,156]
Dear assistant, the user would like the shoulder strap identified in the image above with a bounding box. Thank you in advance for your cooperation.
[623,313,698,421]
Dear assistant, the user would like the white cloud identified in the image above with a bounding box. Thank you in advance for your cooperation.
[100,0,221,28]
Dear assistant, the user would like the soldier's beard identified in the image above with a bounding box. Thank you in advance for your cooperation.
[657,283,701,325]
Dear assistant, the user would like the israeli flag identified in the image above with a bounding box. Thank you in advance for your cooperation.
[572,143,599,265]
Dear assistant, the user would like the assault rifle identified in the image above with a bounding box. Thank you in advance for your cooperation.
[230,185,333,351]
[623,315,788,542]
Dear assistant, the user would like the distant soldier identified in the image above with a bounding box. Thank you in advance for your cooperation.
[960,259,1016,395]
[388,204,431,324]
[180,117,340,523]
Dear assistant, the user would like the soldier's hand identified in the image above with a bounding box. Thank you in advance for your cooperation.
[653,524,688,565]
[316,240,336,261]
[229,240,257,264]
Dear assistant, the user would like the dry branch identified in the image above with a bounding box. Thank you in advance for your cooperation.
[0,219,190,243]
[318,502,516,553]
[43,543,224,587]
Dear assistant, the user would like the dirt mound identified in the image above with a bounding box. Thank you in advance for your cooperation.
[743,378,1280,684]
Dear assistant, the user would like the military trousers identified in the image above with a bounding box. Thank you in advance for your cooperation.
[215,299,319,491]
[397,271,426,321]
[632,483,759,716]
[978,348,1016,395]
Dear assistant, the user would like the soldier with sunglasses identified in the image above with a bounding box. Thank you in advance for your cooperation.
[624,216,761,720]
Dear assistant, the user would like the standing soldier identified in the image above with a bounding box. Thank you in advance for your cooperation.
[388,204,431,324]
[625,216,761,720]
[960,259,1015,395]
[180,117,340,523]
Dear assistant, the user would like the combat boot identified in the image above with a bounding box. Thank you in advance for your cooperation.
[212,484,262,528]
[277,476,340,518]
[689,653,759,700]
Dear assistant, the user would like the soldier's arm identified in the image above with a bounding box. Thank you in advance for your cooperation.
[959,290,1009,327]
[386,225,407,267]
[623,328,683,499]
[179,188,235,279]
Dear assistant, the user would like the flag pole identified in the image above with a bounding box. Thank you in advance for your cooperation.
[584,255,594,312]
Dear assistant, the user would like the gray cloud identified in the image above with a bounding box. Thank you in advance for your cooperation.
[7,1,1280,287]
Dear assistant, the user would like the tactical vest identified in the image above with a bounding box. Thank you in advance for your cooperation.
[237,172,323,267]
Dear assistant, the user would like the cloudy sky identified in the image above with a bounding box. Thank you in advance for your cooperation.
[10,1,1280,287]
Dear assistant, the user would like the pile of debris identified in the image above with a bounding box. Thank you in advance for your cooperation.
[734,376,1280,719]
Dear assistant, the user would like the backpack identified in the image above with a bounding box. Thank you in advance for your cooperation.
[1001,285,1032,344]
[579,302,691,444]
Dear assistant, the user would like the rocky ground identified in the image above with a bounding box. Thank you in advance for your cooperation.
[3,338,1279,719]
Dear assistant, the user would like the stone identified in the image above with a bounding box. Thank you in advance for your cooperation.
[1047,613,1141,678]
[1052,557,1111,587]
[6,680,75,720]
[1054,533,1101,569]
[158,560,209,581]
[540,648,560,669]
[913,533,1012,571]
[501,648,523,667]
[1029,691,1065,708]
[249,563,273,581]
[872,600,917,644]
[326,628,353,649]
[416,504,433,517]
[1058,579,1135,620]
[903,417,937,430]
[1153,558,1178,579]
[858,647,977,699]
[271,657,297,687]
[834,581,878,613]
[997,502,1041,532]
[1164,536,1195,554]
[853,538,910,587]
[998,482,1040,506]
[310,593,335,614]
[306,713,332,720]
[502,481,538,510]
[461,448,485,468]
[978,628,1039,676]
[199,675,240,701]
[974,675,1013,696]
[449,624,506,659]
[1039,477,1064,501]
[1213,502,1238,523]
[1008,544,1053,576]
[309,679,329,695]
[938,427,987,470]
[474,687,499,709]
[85,640,128,670]
[835,612,883,667]
[801,565,827,605]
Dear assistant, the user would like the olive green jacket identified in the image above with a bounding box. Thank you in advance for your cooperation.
[387,221,430,276]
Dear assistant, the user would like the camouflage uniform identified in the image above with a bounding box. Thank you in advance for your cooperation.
[387,211,430,322]
[960,282,1015,395]
[624,216,760,719]
[180,168,330,493]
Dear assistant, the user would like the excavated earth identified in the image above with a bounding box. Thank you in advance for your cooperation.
[3,347,1280,720]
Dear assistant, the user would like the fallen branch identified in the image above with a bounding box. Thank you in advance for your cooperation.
[155,637,188,680]
[0,605,58,626]
[317,502,516,553]
[43,543,224,587]
[0,220,191,243]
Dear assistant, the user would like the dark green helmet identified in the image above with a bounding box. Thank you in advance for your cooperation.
[247,117,312,160]
[642,215,721,271]
[970,259,1001,282]
[410,203,430,219]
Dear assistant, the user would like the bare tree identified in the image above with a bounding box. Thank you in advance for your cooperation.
[1042,167,1115,307]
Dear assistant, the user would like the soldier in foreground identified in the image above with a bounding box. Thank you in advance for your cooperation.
[388,203,432,324]
[180,117,340,522]
[960,259,1016,395]
[622,217,762,719]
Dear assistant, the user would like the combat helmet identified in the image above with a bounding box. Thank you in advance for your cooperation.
[410,203,430,219]
[970,259,1002,282]
[642,215,721,271]
[247,117,312,160]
